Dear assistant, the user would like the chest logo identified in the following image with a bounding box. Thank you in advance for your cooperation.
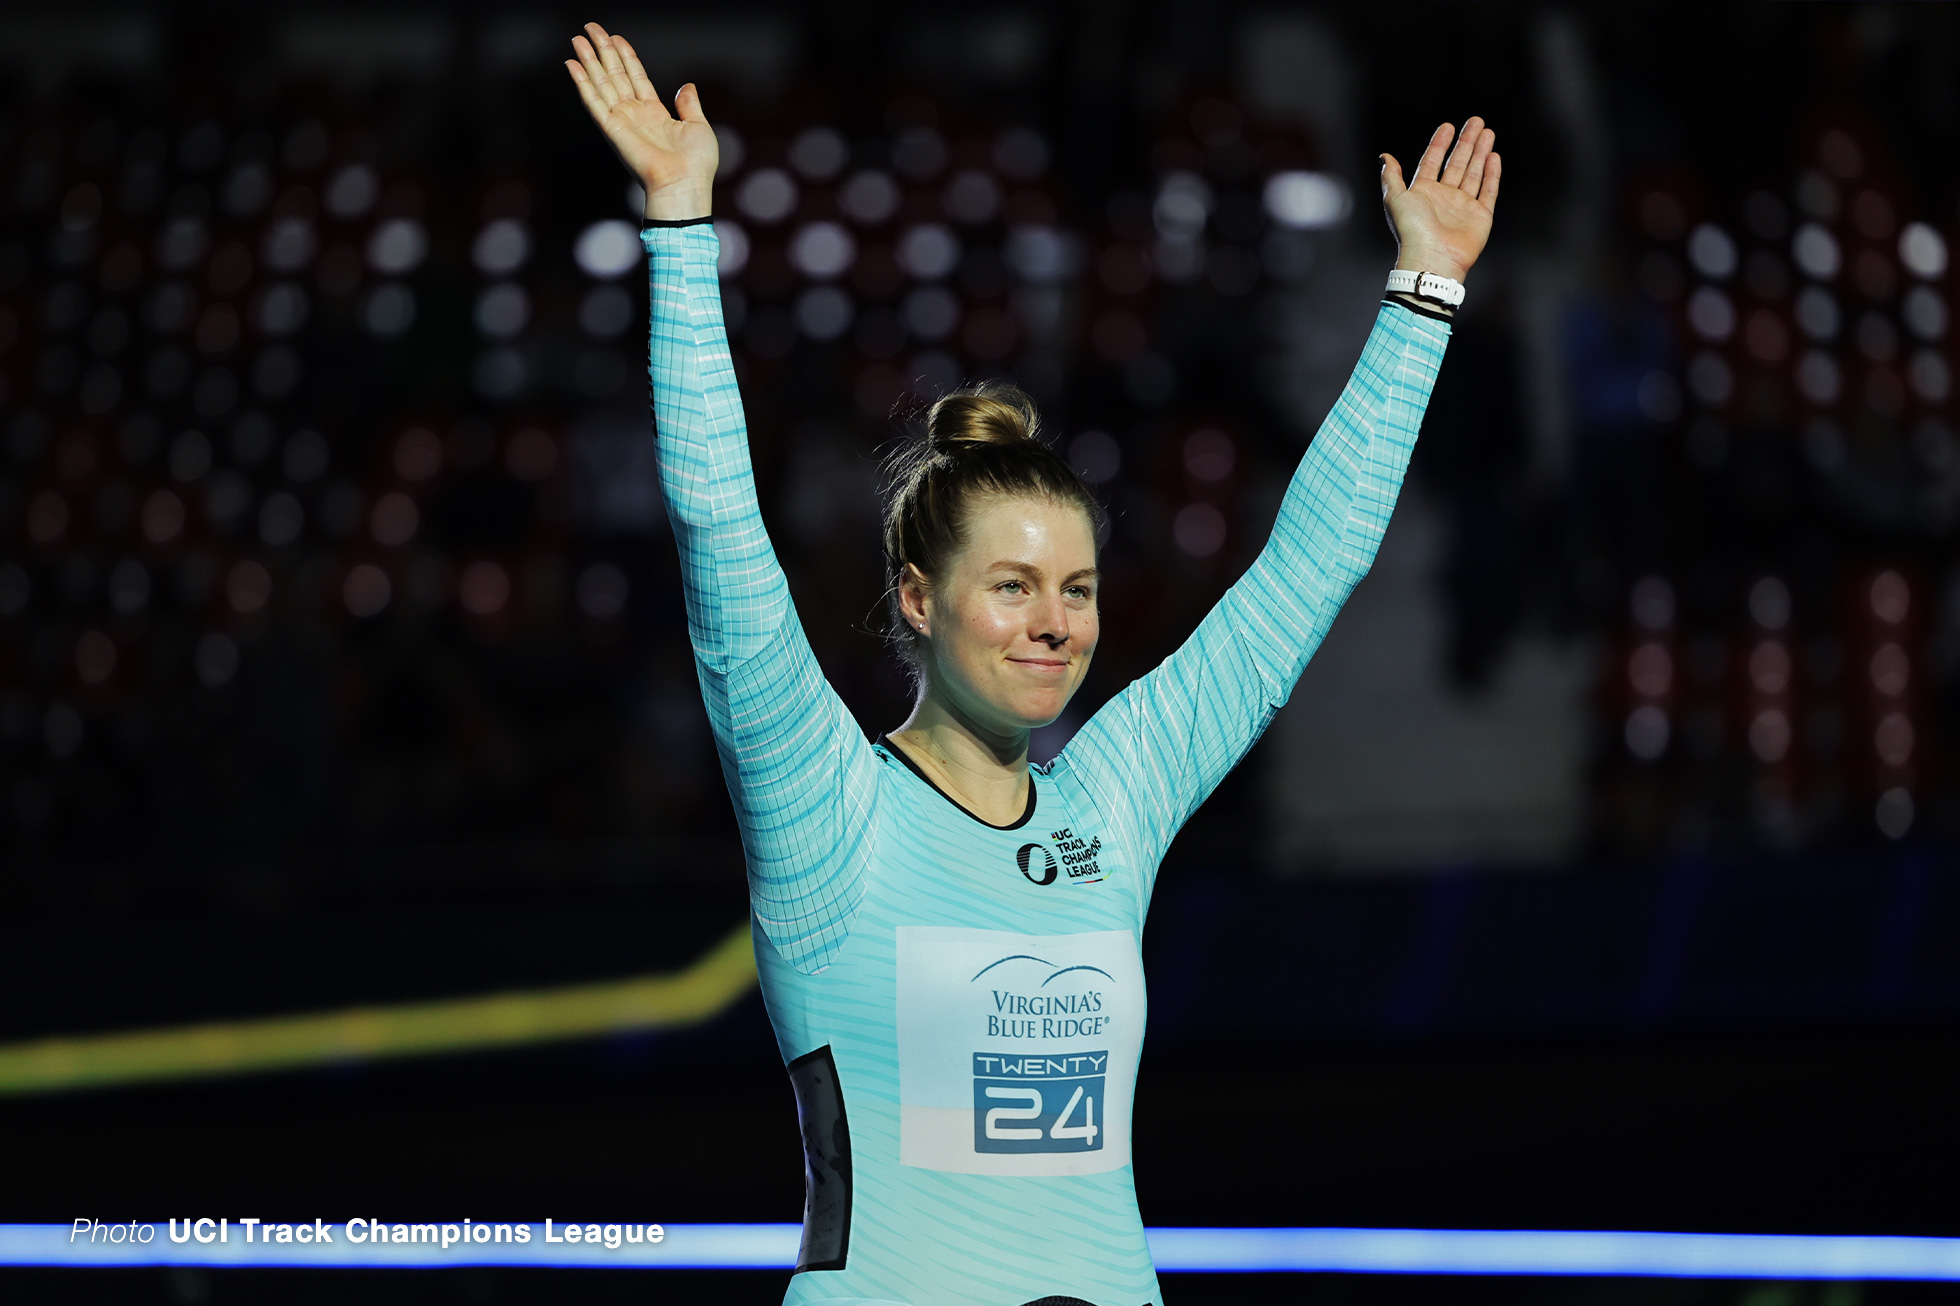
[1017,827,1104,885]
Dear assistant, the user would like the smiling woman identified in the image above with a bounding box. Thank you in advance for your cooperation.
[880,383,1106,825]
[564,17,1495,1306]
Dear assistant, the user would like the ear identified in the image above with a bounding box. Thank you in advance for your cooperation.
[897,562,932,635]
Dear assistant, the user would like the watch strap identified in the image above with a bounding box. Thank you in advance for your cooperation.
[1385,269,1466,307]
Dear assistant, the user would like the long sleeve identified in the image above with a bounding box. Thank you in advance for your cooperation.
[1056,301,1450,915]
[644,224,879,974]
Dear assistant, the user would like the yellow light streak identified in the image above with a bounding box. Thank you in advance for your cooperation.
[0,923,757,1097]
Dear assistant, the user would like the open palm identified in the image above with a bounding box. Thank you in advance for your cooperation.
[1381,118,1500,283]
[565,23,718,219]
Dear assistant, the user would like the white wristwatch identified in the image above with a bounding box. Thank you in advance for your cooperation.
[1385,269,1465,308]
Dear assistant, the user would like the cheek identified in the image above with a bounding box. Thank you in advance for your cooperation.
[1072,604,1101,649]
[933,602,1010,676]
[956,602,1018,647]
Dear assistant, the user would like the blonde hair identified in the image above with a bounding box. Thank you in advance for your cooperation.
[880,381,1104,664]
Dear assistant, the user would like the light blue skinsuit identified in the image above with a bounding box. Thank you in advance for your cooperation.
[643,221,1450,1306]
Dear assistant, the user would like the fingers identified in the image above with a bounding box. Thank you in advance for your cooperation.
[611,35,662,103]
[587,21,631,83]
[570,35,619,109]
[1460,126,1496,196]
[1414,123,1454,183]
[674,81,708,124]
[1439,116,1485,187]
[1479,152,1502,209]
[1379,152,1407,201]
[564,60,612,123]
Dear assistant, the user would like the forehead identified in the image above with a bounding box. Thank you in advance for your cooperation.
[958,493,1098,563]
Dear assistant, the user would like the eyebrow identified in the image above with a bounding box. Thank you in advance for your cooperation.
[986,561,1101,584]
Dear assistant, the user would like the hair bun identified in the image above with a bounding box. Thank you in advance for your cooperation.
[924,380,1040,448]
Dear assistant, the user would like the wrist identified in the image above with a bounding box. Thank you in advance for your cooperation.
[1384,266,1462,319]
[643,180,712,223]
[1393,250,1469,284]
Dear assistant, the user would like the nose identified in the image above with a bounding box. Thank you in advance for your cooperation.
[1031,591,1070,649]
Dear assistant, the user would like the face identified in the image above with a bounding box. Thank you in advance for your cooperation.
[902,494,1100,739]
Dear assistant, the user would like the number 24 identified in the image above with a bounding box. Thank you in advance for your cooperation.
[984,1086,1099,1145]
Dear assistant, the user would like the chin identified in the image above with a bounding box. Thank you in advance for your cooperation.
[1006,691,1076,732]
[967,672,1086,736]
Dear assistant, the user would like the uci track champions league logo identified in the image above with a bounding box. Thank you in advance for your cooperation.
[968,954,1114,1155]
[1016,826,1104,887]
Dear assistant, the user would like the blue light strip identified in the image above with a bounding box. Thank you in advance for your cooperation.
[6,1224,1960,1278]
[1144,1228,1960,1278]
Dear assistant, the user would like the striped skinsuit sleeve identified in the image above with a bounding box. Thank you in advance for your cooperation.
[643,223,879,974]
[1061,302,1451,915]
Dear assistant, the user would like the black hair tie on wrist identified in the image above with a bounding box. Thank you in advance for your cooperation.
[1382,296,1454,324]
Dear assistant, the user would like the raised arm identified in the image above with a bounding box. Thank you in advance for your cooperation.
[1058,119,1500,909]
[568,25,879,974]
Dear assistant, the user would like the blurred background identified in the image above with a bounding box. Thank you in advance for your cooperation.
[4,2,1960,1303]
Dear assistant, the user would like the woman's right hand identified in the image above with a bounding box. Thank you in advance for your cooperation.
[565,22,718,221]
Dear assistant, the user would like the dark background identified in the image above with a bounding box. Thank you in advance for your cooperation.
[4,3,1960,1303]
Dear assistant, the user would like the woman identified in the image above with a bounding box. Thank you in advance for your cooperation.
[567,22,1498,1306]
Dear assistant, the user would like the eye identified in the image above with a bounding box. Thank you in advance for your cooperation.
[998,580,1025,594]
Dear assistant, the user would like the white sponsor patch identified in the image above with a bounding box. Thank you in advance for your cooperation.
[896,926,1144,1176]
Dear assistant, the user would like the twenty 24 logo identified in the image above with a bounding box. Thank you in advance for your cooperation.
[1015,843,1057,885]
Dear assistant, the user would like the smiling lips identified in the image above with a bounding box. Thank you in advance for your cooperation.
[1009,655,1070,673]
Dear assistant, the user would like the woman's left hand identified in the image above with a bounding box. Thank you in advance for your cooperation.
[1380,118,1500,283]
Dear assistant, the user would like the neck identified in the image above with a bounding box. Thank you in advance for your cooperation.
[889,685,1031,825]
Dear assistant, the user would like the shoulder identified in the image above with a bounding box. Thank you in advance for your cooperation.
[1033,742,1106,806]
